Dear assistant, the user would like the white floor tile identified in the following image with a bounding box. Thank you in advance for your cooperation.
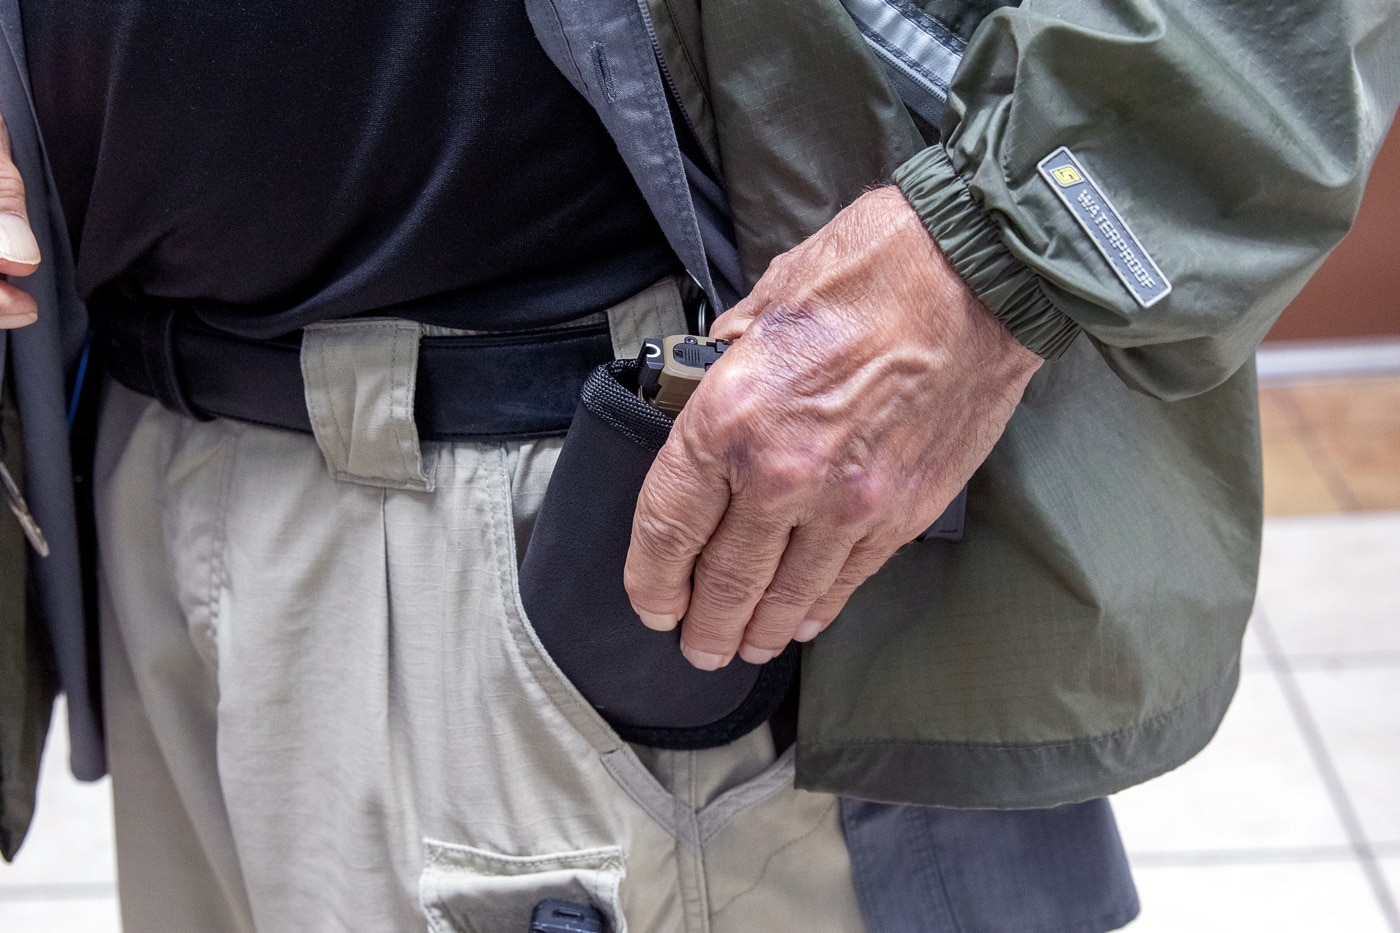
[1294,666,1400,842]
[1380,858,1400,908]
[1241,615,1266,661]
[1257,512,1400,656]
[0,700,117,888]
[1124,861,1392,932]
[1112,670,1349,853]
[0,897,121,933]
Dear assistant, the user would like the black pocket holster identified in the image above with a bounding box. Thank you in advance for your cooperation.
[518,359,800,749]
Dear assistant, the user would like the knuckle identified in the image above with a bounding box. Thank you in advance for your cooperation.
[631,508,702,562]
[832,466,888,528]
[698,365,758,428]
[752,454,807,499]
[0,170,26,211]
[680,614,738,651]
[761,570,820,610]
[830,564,872,594]
[692,564,758,615]
[744,604,804,650]
[622,560,669,606]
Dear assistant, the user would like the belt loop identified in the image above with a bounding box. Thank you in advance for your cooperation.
[299,319,436,492]
[606,276,689,360]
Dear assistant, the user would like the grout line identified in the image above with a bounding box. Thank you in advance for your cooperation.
[1280,652,1400,672]
[1256,609,1400,931]
[0,881,116,901]
[1129,845,1362,867]
[1267,385,1364,512]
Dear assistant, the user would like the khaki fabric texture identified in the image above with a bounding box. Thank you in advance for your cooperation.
[93,350,864,932]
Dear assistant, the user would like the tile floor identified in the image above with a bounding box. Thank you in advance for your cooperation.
[1119,374,1400,932]
[2,374,1397,932]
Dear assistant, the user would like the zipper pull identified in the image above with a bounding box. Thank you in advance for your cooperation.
[0,460,49,558]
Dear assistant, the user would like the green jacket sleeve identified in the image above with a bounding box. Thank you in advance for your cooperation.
[894,0,1400,399]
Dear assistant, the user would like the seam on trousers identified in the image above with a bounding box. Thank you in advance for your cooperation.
[696,748,797,845]
[917,806,964,933]
[841,804,880,932]
[199,424,240,675]
[600,751,681,841]
[676,807,710,933]
[486,445,622,755]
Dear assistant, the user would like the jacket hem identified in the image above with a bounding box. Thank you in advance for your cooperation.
[893,144,1082,360]
[796,660,1239,809]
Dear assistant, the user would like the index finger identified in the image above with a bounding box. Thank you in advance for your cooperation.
[624,428,730,633]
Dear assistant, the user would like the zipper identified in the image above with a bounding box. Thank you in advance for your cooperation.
[634,0,710,176]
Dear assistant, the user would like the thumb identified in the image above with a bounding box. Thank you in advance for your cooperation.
[0,114,40,328]
[708,278,772,342]
[708,244,803,342]
[0,114,40,274]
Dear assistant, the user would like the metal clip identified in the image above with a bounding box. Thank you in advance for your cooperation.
[0,460,49,558]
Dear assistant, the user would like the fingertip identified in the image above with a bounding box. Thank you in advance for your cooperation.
[738,643,781,665]
[793,619,824,643]
[636,609,678,632]
[0,213,40,267]
[680,643,732,671]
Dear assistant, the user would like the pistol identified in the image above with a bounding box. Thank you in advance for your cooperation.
[636,335,730,415]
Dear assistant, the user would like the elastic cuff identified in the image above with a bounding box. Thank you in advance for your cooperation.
[893,145,1082,360]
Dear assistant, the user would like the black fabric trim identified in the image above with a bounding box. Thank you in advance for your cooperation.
[613,643,801,749]
[579,359,676,451]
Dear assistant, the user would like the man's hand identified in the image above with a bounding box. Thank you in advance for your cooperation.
[0,114,42,328]
[624,186,1042,670]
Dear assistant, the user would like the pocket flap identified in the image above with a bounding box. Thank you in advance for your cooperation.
[420,838,626,933]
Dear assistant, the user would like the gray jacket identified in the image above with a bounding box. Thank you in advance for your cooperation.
[1,3,101,785]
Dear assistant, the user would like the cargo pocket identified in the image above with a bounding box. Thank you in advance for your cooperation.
[517,359,800,750]
[420,838,626,933]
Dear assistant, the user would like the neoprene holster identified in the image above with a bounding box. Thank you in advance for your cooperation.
[518,359,800,749]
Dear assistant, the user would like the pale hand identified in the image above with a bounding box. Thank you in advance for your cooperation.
[624,186,1043,670]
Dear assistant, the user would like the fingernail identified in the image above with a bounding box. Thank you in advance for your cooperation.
[637,610,677,631]
[0,309,36,324]
[738,644,780,665]
[681,644,731,671]
[794,619,823,642]
[0,213,40,266]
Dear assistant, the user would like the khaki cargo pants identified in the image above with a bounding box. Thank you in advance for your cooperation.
[94,281,866,932]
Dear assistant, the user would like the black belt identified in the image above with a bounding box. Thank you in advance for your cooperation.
[96,302,616,441]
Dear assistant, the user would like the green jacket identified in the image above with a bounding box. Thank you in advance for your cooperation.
[591,0,1399,807]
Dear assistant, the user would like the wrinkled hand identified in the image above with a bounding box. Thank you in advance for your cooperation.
[0,114,41,328]
[624,186,1042,670]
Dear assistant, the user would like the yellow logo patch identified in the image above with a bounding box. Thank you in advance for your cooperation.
[1050,165,1083,187]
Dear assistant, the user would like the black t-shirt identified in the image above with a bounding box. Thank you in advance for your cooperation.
[21,0,678,338]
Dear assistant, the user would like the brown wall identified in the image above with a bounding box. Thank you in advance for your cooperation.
[1266,115,1400,341]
